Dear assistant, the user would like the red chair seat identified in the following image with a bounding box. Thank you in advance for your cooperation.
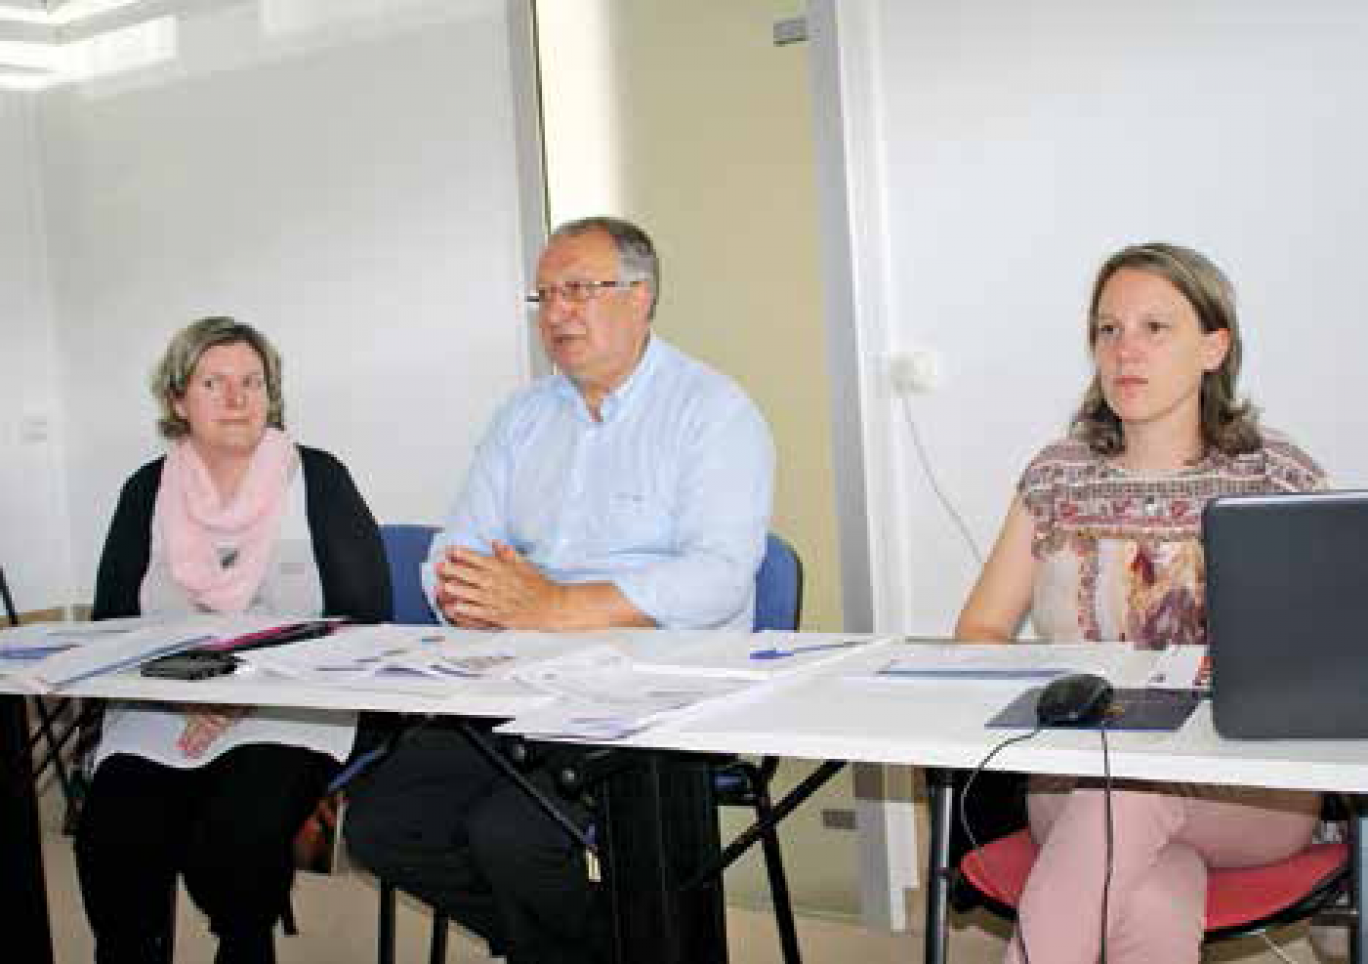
[961,830,1348,931]
[1206,842,1348,929]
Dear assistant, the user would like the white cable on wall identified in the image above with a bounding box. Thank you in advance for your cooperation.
[891,351,985,568]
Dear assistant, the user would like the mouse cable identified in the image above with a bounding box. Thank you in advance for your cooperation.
[1100,723,1114,964]
[1257,933,1301,963]
[959,724,1043,964]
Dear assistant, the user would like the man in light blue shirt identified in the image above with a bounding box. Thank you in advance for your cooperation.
[425,324,772,631]
[425,219,772,633]
[347,217,774,964]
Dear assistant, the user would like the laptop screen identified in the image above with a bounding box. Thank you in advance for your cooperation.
[1204,490,1368,739]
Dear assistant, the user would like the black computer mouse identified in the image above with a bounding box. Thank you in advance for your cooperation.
[1035,673,1114,726]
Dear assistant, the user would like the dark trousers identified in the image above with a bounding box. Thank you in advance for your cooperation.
[75,744,334,964]
[344,722,603,964]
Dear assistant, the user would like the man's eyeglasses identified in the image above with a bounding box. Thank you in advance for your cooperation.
[525,279,640,307]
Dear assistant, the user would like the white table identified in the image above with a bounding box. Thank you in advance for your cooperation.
[12,637,1367,963]
[61,667,550,718]
[4,657,731,964]
[603,642,1368,962]
[632,646,1368,790]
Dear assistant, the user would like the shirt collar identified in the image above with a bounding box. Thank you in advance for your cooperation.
[553,334,663,424]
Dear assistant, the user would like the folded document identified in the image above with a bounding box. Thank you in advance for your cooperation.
[872,642,1126,682]
[497,646,754,740]
[8,616,280,690]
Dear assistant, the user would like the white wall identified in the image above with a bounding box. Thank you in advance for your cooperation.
[834,0,1368,635]
[33,0,534,601]
[0,92,70,611]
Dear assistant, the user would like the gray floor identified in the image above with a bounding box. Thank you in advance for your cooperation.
[39,824,1331,964]
[40,826,998,964]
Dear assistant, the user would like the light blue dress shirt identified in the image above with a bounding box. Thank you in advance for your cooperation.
[425,336,774,630]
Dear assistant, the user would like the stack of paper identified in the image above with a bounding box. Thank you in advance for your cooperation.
[487,632,890,740]
[1144,644,1210,691]
[230,625,605,695]
[0,616,173,669]
[234,625,499,693]
[496,646,755,740]
[867,641,1133,683]
[10,616,278,690]
[623,630,886,679]
[1,626,90,671]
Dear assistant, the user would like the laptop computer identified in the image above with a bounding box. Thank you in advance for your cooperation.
[1205,489,1368,738]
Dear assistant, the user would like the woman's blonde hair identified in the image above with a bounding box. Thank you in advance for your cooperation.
[152,317,284,440]
[1072,242,1260,457]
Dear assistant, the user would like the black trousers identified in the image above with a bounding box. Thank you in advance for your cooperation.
[344,722,604,964]
[75,744,335,964]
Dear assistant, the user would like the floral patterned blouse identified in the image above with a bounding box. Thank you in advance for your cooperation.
[1020,434,1324,649]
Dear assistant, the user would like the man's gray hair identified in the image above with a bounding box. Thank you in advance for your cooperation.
[550,216,660,319]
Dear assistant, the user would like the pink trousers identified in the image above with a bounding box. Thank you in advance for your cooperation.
[1004,782,1319,964]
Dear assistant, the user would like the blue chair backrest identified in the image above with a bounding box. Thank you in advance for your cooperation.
[379,526,801,631]
[379,524,442,625]
[754,533,803,632]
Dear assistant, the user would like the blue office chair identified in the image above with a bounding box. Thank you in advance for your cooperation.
[379,524,442,626]
[374,526,800,632]
[362,524,448,964]
[369,531,806,964]
[715,532,804,964]
[755,532,803,635]
[328,524,443,795]
[292,526,443,947]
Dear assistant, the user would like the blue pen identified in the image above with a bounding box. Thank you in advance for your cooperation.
[750,639,866,660]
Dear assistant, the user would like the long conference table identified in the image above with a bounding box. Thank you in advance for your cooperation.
[3,646,730,964]
[614,643,1368,962]
[6,637,1368,963]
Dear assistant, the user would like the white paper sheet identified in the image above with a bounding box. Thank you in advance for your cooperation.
[1144,644,1210,691]
[234,624,506,692]
[868,641,1135,684]
[0,616,177,667]
[498,645,755,740]
[13,616,280,690]
[622,630,888,679]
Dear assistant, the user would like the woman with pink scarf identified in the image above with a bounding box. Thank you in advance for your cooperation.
[75,318,390,964]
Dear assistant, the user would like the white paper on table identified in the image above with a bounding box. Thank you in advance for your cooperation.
[479,628,887,679]
[235,624,499,690]
[499,645,755,739]
[15,615,280,689]
[865,642,1133,685]
[621,630,887,679]
[1145,644,1210,691]
[419,630,598,678]
[0,627,82,670]
[0,615,186,668]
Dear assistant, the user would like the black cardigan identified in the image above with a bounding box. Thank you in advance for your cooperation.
[91,446,391,624]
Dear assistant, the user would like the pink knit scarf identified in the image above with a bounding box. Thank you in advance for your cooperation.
[157,428,297,613]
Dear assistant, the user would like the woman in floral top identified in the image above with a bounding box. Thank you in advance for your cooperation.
[956,243,1322,964]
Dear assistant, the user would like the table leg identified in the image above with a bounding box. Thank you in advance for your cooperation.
[924,767,955,964]
[1353,801,1364,964]
[597,752,728,964]
[1,694,54,964]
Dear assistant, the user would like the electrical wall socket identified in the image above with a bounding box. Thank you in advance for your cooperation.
[19,413,51,444]
[889,349,941,394]
[820,807,857,831]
